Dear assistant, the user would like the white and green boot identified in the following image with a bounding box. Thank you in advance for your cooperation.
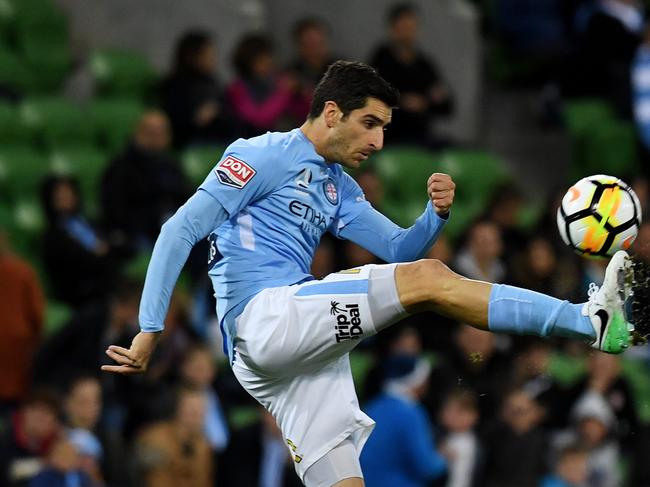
[583,250,634,354]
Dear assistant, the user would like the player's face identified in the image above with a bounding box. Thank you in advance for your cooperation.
[329,97,392,169]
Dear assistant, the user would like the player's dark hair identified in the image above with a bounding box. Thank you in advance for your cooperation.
[292,17,330,41]
[232,33,273,79]
[173,30,213,75]
[387,2,418,25]
[308,60,399,119]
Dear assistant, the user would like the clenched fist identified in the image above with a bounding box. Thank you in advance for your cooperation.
[427,173,455,215]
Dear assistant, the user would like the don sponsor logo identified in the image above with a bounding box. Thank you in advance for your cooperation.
[215,156,256,189]
[330,301,363,343]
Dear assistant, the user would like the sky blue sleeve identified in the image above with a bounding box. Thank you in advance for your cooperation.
[139,189,227,332]
[198,138,282,217]
[338,199,448,263]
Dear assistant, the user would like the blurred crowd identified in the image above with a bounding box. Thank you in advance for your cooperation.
[1,1,650,487]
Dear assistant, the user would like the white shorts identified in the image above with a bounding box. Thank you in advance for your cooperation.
[231,264,406,483]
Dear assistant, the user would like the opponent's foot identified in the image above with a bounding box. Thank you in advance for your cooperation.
[582,250,634,354]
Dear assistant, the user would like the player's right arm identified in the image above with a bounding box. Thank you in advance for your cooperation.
[102,139,282,375]
[102,188,227,375]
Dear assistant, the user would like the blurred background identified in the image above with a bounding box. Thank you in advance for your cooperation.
[1,0,650,486]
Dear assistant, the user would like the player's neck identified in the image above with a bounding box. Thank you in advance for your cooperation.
[300,119,331,163]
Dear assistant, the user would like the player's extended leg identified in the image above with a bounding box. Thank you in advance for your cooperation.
[394,251,634,353]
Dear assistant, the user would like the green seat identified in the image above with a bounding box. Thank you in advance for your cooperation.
[50,148,108,215]
[12,0,68,42]
[0,146,49,200]
[564,99,614,138]
[579,119,639,180]
[90,49,157,100]
[182,145,225,187]
[45,300,72,336]
[21,40,72,93]
[88,98,145,153]
[0,101,32,146]
[0,46,32,92]
[439,150,510,204]
[20,97,94,149]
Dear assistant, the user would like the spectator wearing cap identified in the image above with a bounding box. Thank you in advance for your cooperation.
[552,391,622,487]
[360,354,447,487]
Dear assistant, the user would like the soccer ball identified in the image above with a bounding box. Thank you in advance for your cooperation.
[557,175,642,258]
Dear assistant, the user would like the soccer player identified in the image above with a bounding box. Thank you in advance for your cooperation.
[102,61,634,487]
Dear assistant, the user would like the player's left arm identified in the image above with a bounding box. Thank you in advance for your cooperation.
[335,172,455,262]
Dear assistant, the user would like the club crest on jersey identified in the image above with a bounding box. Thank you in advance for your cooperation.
[323,179,338,205]
[215,156,256,189]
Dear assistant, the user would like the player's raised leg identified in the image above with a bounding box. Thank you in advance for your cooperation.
[395,251,634,354]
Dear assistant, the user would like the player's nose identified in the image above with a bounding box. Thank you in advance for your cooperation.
[370,129,384,152]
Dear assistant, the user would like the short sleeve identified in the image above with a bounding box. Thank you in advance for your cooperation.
[199,139,282,218]
[330,171,372,237]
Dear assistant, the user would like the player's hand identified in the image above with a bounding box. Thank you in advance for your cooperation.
[427,173,455,215]
[101,331,160,375]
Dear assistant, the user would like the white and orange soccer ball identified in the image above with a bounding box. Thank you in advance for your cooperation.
[557,175,642,258]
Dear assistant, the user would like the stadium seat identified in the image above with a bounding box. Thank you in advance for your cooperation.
[579,119,639,180]
[88,98,145,153]
[45,300,72,336]
[21,39,72,93]
[0,101,32,146]
[0,146,49,201]
[439,150,510,204]
[20,96,95,149]
[182,145,225,187]
[90,48,157,100]
[564,99,614,139]
[0,46,32,92]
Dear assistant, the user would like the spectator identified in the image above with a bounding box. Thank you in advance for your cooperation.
[438,388,481,487]
[360,354,447,487]
[0,228,44,411]
[228,33,308,137]
[564,352,639,450]
[101,110,191,249]
[161,30,233,149]
[63,376,120,486]
[481,389,548,487]
[632,221,650,263]
[552,391,622,487]
[428,325,509,422]
[179,345,229,453]
[510,235,581,301]
[40,175,115,306]
[453,220,506,283]
[566,0,643,117]
[540,445,589,487]
[33,279,141,389]
[0,389,63,487]
[369,2,454,146]
[507,340,568,429]
[287,18,336,111]
[136,387,213,487]
[28,437,99,487]
[218,408,302,487]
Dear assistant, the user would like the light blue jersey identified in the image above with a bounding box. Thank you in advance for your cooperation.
[200,129,372,349]
[139,128,448,361]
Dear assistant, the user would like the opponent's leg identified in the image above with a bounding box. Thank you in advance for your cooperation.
[395,251,634,354]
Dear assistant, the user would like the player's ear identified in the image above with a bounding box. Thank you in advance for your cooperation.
[323,101,342,128]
